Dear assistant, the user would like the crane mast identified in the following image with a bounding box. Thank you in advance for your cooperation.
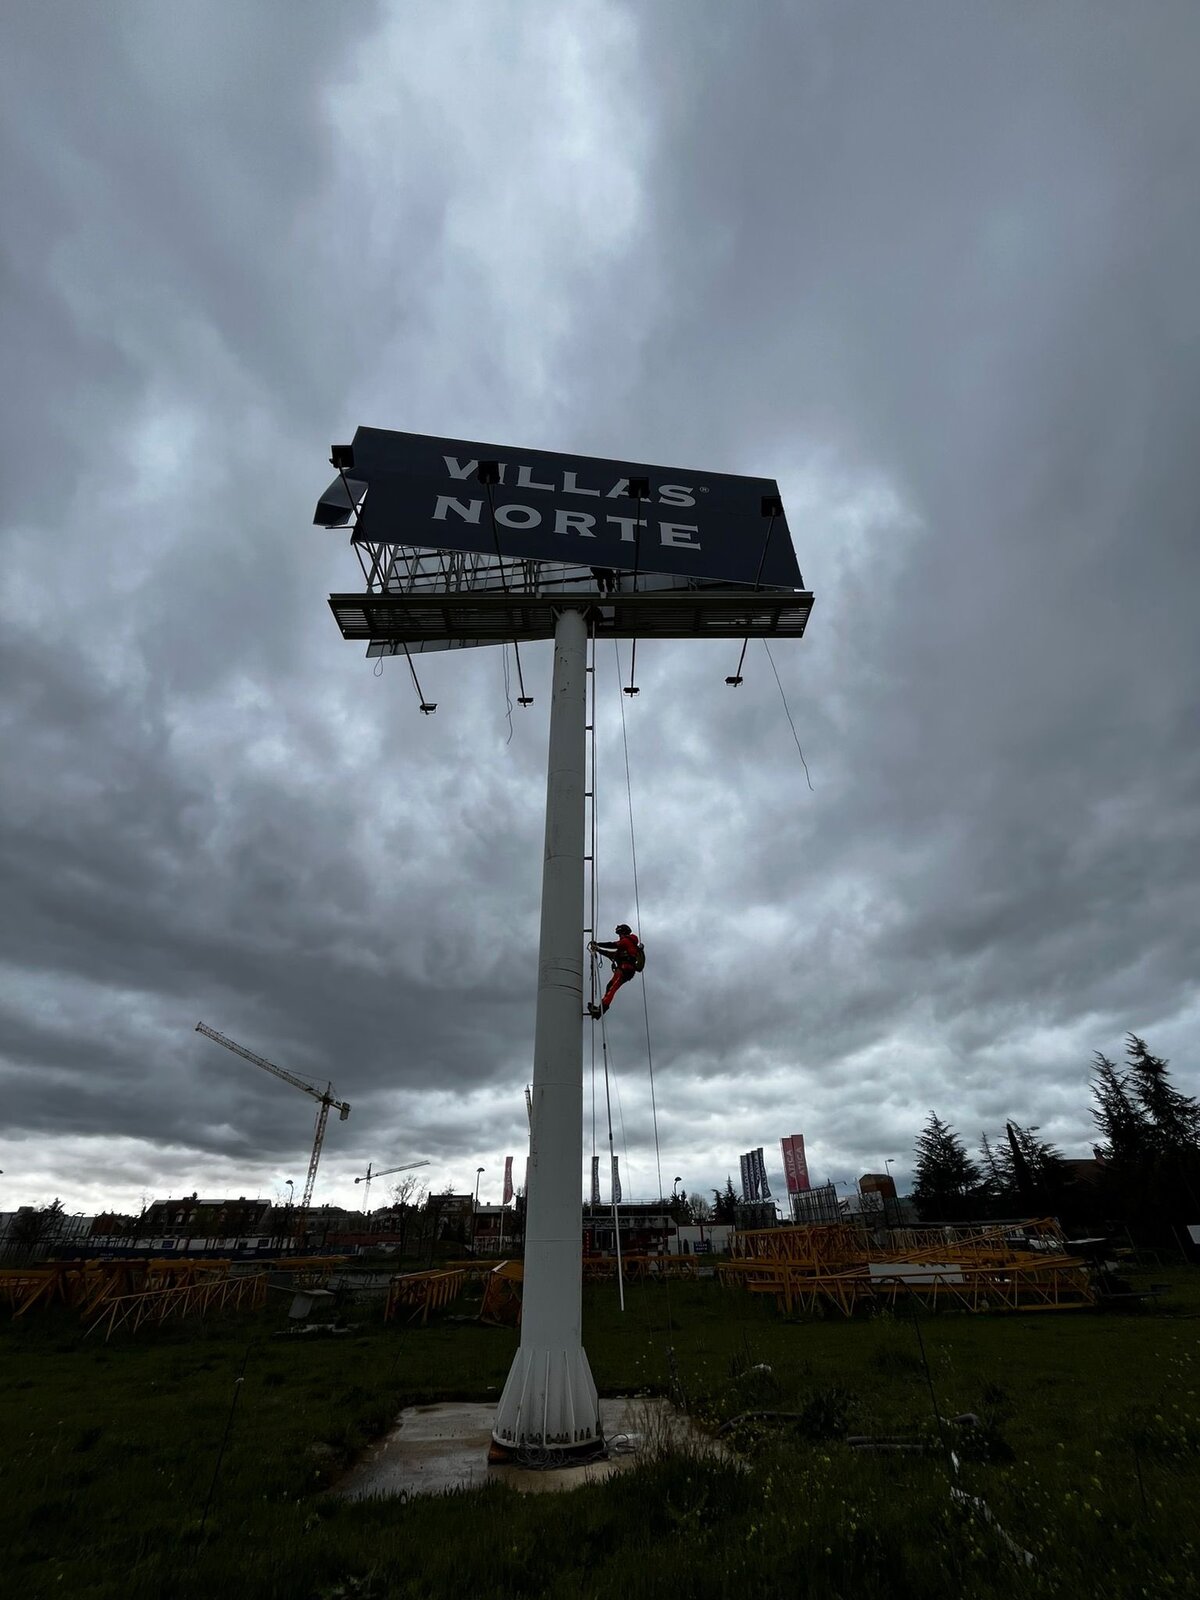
[195,1022,351,1215]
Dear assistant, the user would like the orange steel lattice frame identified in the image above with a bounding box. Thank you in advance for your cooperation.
[384,1269,467,1325]
[1,1256,340,1325]
[719,1218,1094,1316]
[85,1271,269,1341]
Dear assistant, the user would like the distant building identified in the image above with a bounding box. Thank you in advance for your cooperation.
[583,1202,674,1256]
[668,1224,733,1257]
[88,1195,281,1256]
[734,1200,778,1231]
[471,1204,520,1254]
[141,1195,272,1238]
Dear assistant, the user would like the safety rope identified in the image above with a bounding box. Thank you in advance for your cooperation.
[613,641,675,1341]
[597,1006,626,1311]
[587,622,598,1193]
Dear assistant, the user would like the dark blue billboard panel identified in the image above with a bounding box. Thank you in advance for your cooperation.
[314,427,802,589]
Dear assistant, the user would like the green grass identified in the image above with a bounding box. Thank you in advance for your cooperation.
[3,1269,1199,1599]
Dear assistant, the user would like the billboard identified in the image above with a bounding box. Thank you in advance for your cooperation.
[781,1134,810,1195]
[314,428,803,590]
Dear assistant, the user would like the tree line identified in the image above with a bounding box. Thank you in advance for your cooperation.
[911,1034,1200,1242]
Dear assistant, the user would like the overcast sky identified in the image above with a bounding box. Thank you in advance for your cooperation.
[2,2,1198,1218]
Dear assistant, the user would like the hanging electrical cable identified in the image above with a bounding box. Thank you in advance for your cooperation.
[501,644,515,744]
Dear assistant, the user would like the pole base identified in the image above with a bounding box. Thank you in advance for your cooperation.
[491,1343,601,1458]
[486,1434,606,1467]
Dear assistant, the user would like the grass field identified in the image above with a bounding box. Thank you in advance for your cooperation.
[3,1267,1198,1599]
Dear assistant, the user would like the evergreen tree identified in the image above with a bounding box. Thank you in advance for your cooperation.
[977,1132,1011,1216]
[911,1113,981,1221]
[1008,1122,1063,1197]
[1091,1040,1200,1240]
[711,1177,739,1225]
[1091,1053,1149,1168]
[1125,1034,1200,1151]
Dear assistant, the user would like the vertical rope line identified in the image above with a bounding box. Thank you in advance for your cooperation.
[588,622,598,1171]
[613,641,674,1338]
[599,1014,625,1312]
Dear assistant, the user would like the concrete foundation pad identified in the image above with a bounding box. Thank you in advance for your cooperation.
[338,1397,715,1499]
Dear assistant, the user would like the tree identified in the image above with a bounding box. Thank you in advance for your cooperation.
[1091,1039,1200,1241]
[911,1114,981,1221]
[1124,1034,1200,1151]
[387,1175,428,1257]
[3,1199,66,1266]
[711,1178,739,1225]
[977,1131,1009,1211]
[1092,1053,1149,1168]
[1006,1122,1064,1208]
[686,1194,713,1225]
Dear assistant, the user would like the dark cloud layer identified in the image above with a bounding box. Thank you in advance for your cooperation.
[2,2,1197,1213]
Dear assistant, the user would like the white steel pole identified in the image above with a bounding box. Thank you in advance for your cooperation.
[491,606,601,1460]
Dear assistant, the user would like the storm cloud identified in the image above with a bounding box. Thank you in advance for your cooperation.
[2,1,1197,1214]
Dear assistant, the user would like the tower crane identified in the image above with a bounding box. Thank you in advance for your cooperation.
[195,1022,350,1214]
[354,1159,430,1212]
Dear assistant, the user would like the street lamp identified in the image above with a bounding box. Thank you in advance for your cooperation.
[473,1166,485,1253]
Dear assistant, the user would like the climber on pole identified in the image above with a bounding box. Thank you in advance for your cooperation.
[587,924,645,1018]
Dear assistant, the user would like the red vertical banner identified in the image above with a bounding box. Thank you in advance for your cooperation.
[792,1135,809,1192]
[503,1155,514,1205]
[781,1135,810,1194]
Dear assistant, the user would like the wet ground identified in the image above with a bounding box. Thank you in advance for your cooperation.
[338,1397,716,1498]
